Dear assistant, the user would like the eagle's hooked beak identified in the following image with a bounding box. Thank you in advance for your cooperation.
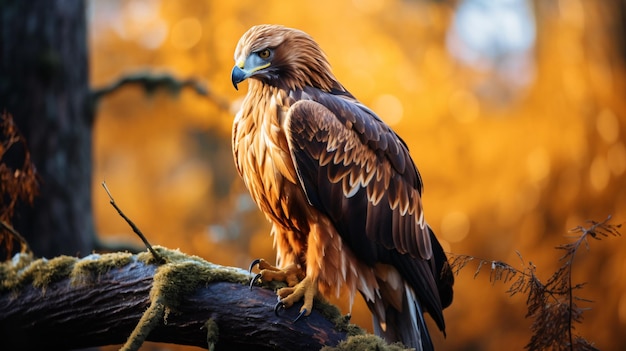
[231,55,272,90]
[231,65,248,91]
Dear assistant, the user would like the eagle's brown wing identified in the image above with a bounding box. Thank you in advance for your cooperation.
[284,88,451,333]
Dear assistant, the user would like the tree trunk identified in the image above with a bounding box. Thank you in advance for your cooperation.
[0,0,95,257]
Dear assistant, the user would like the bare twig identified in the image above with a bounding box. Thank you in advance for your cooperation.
[101,181,164,264]
[0,220,30,254]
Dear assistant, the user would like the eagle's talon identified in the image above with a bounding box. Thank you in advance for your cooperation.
[274,301,285,316]
[294,308,307,323]
[249,273,262,289]
[248,258,262,274]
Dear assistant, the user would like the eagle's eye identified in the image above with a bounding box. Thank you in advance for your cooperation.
[258,48,271,59]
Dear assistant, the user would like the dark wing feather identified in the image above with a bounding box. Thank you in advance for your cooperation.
[284,90,449,330]
[286,89,429,258]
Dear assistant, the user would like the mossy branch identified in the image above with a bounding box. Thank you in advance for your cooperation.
[0,246,406,351]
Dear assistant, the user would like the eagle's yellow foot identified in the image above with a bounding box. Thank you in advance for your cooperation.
[249,259,315,322]
[274,275,317,322]
[248,258,304,288]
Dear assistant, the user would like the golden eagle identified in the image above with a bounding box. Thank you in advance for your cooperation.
[231,24,453,350]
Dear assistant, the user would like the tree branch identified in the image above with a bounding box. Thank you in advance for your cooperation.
[90,72,231,112]
[0,247,373,351]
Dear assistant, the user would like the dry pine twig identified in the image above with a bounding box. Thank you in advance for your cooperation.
[448,216,621,351]
[0,112,37,259]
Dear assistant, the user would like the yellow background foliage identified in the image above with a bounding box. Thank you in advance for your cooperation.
[89,0,626,349]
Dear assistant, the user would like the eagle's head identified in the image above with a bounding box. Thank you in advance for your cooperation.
[231,24,338,92]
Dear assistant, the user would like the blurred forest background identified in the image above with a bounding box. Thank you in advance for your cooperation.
[91,0,625,350]
[3,0,626,350]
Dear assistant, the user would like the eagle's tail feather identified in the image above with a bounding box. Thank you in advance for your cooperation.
[369,283,434,351]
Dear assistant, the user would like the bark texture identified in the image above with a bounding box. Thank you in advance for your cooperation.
[0,249,356,351]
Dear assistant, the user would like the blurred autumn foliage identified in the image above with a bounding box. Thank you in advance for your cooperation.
[88,0,626,350]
